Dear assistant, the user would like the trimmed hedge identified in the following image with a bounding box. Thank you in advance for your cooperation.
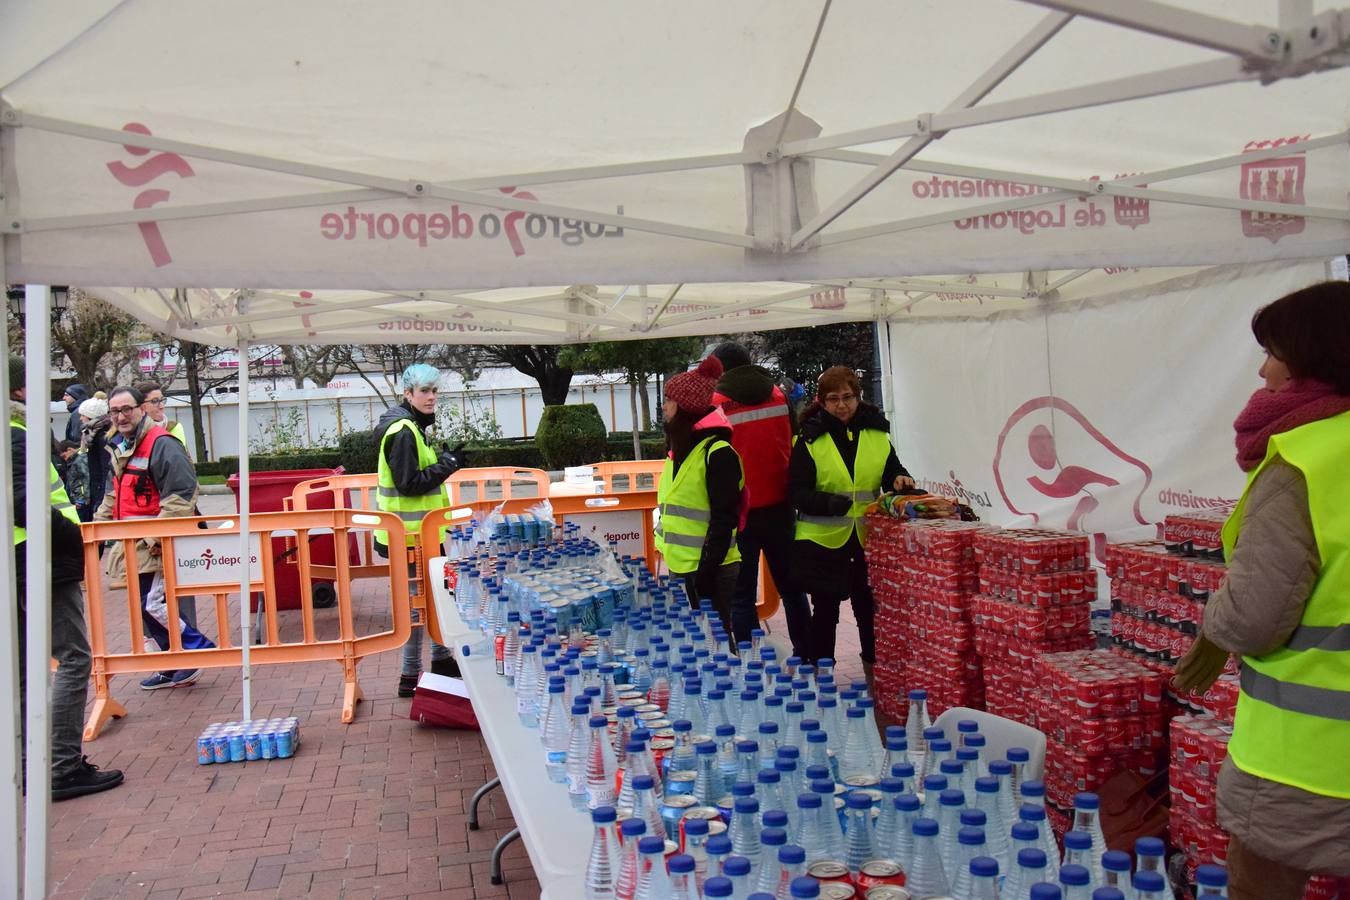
[217,450,344,478]
[338,429,382,474]
[605,437,666,461]
[195,460,229,478]
[535,404,608,469]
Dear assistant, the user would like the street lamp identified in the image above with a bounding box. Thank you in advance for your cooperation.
[6,284,70,326]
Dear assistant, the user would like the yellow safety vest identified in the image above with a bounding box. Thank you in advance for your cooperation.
[375,417,448,548]
[166,419,190,450]
[1223,410,1350,799]
[655,436,743,575]
[10,419,81,544]
[794,428,888,549]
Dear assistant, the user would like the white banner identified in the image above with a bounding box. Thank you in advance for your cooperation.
[173,532,265,587]
[885,260,1330,561]
[565,508,648,561]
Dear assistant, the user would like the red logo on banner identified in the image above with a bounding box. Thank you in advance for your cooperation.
[1112,173,1150,229]
[1240,136,1308,243]
[992,396,1153,561]
[106,123,195,267]
[809,288,846,310]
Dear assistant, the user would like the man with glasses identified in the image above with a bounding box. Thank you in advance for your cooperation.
[95,385,215,689]
[136,381,190,456]
[9,357,124,799]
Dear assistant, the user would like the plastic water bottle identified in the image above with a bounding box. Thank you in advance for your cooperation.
[794,792,829,864]
[1133,870,1168,900]
[890,760,916,795]
[1019,804,1060,882]
[964,733,990,777]
[1072,793,1108,884]
[1134,838,1175,900]
[810,778,846,861]
[1031,884,1065,900]
[804,731,832,783]
[1021,779,1046,808]
[856,698,884,770]
[667,853,698,900]
[730,797,762,869]
[756,839,804,898]
[905,690,931,765]
[907,817,950,899]
[682,816,712,891]
[974,776,1010,872]
[722,855,753,898]
[541,680,570,782]
[615,818,647,900]
[789,875,820,899]
[586,715,619,809]
[628,736,663,804]
[1060,863,1094,900]
[758,827,786,875]
[584,806,620,900]
[694,740,723,806]
[757,722,782,764]
[648,658,672,712]
[950,751,977,799]
[881,728,909,780]
[516,644,540,726]
[948,826,988,899]
[757,769,791,824]
[717,724,741,788]
[502,612,522,685]
[1100,850,1132,895]
[567,700,595,809]
[989,759,1018,834]
[1062,832,1097,890]
[1195,864,1228,898]
[736,740,761,785]
[1010,821,1042,876]
[1091,889,1126,900]
[921,774,949,817]
[631,775,666,841]
[705,834,733,879]
[1005,847,1050,900]
[633,835,672,900]
[842,792,877,875]
[871,777,904,860]
[937,789,966,877]
[893,793,921,871]
[968,855,1002,899]
[1006,747,1030,806]
[839,707,875,782]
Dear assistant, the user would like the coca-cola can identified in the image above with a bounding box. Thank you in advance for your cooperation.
[807,860,854,886]
[864,888,911,900]
[819,882,858,900]
[856,859,907,890]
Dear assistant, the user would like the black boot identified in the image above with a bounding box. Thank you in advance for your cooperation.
[397,673,419,698]
[52,757,124,802]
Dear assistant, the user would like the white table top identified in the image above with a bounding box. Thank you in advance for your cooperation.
[429,558,590,899]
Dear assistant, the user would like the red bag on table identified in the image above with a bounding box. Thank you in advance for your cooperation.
[409,672,480,730]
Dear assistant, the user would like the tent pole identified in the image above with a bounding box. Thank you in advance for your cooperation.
[237,333,252,722]
[0,272,22,894]
[23,284,52,899]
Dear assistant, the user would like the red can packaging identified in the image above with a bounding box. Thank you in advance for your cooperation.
[808,860,855,887]
[855,859,907,891]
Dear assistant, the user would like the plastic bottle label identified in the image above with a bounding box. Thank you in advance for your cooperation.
[494,634,505,675]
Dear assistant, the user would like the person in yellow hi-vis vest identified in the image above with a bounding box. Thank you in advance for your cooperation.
[375,364,465,698]
[1174,282,1350,900]
[655,356,744,636]
[790,366,914,676]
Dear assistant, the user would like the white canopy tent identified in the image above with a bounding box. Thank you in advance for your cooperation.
[4,0,1350,894]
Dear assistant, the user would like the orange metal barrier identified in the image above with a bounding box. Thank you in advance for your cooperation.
[449,466,550,505]
[79,509,412,740]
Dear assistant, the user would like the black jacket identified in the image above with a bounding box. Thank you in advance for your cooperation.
[12,421,86,590]
[789,402,909,518]
[376,402,458,496]
[63,383,89,445]
[670,423,742,591]
[713,364,797,433]
[83,416,112,514]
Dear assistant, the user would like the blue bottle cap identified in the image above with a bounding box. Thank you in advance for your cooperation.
[1102,850,1132,872]
[1019,803,1046,822]
[1136,836,1165,856]
[763,810,788,829]
[780,845,806,865]
[1030,885,1064,900]
[757,769,780,784]
[912,816,939,837]
[957,719,979,734]
[809,779,834,795]
[683,817,709,836]
[734,797,759,814]
[956,748,980,763]
[960,809,987,827]
[805,765,831,782]
[703,876,734,898]
[723,856,751,877]
[907,689,927,700]
[620,818,647,837]
[637,835,665,854]
[975,776,1000,794]
[1064,830,1092,850]
[789,875,820,898]
[940,760,965,777]
[1133,871,1165,892]
[923,727,945,740]
[971,856,999,878]
[806,731,827,745]
[590,805,617,824]
[589,715,608,729]
[1074,791,1100,811]
[796,792,822,810]
[939,788,965,807]
[846,792,872,810]
[1007,746,1030,763]
[758,722,780,735]
[1017,847,1047,868]
[879,776,904,794]
[1060,864,1091,886]
[958,826,987,846]
[923,775,948,793]
[896,793,921,812]
[989,759,1013,776]
[929,739,952,754]
[706,834,732,855]
[737,739,759,754]
[696,740,718,755]
[1196,864,1228,887]
[1091,889,1126,900]
[966,734,987,749]
[632,774,654,791]
[777,746,801,760]
[1011,822,1040,842]
[668,853,695,874]
[715,724,737,738]
[673,719,692,733]
[846,707,865,719]
[625,741,645,754]
[890,762,915,780]
[731,780,755,798]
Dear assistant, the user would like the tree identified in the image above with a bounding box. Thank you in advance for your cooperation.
[480,345,578,406]
[331,344,482,405]
[279,345,350,389]
[46,289,141,392]
[560,337,704,458]
[754,322,878,396]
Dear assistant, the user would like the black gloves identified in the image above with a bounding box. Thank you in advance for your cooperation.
[825,492,854,516]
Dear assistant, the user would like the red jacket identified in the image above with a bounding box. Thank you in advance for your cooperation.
[711,384,792,509]
[114,424,172,520]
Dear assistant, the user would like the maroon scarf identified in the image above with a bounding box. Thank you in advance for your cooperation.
[1233,378,1350,471]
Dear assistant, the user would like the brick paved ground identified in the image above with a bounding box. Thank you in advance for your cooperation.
[47,495,865,898]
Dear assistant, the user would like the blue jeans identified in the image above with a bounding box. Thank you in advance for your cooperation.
[399,562,450,676]
[138,573,214,654]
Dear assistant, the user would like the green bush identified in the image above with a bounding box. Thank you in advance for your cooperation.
[195,460,228,478]
[604,437,666,462]
[464,441,546,469]
[534,404,607,469]
[337,429,382,474]
[217,450,343,478]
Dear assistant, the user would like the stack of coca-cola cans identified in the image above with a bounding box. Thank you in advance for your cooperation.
[1169,714,1232,880]
[970,529,1096,725]
[865,515,987,723]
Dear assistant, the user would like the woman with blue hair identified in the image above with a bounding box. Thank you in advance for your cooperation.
[375,363,465,697]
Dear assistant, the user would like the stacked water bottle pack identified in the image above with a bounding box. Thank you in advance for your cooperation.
[971,529,1098,727]
[866,516,988,723]
[195,717,299,764]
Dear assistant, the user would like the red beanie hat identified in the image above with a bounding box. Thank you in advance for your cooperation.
[665,356,724,416]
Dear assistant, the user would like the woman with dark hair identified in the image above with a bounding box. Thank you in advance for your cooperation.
[656,356,744,635]
[790,366,914,675]
[1174,281,1350,899]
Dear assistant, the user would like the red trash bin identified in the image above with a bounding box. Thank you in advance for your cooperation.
[226,468,359,610]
